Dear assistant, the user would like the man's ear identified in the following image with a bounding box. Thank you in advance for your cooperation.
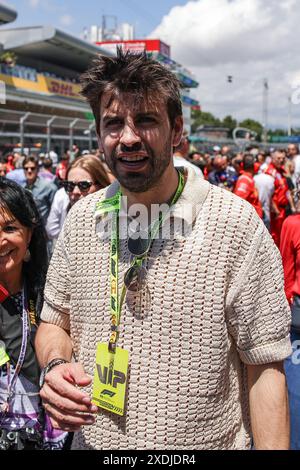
[97,132,104,153]
[172,115,184,147]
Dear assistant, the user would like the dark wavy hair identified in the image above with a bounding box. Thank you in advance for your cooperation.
[0,178,48,316]
[80,48,182,134]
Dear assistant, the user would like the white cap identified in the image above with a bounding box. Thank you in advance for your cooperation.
[213,145,221,152]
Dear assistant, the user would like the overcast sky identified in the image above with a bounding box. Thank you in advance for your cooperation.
[4,0,300,129]
[151,0,300,129]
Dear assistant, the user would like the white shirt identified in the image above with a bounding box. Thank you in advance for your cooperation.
[173,156,203,178]
[293,154,300,187]
[49,150,58,167]
[254,173,274,221]
[46,187,69,241]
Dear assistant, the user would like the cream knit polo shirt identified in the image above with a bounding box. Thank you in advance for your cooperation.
[41,168,292,450]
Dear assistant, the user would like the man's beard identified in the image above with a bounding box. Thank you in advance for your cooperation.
[106,138,173,193]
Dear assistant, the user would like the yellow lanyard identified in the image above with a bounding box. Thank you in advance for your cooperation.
[95,170,185,350]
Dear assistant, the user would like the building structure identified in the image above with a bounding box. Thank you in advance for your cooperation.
[0,20,110,155]
[0,3,17,26]
[0,7,200,155]
[195,126,230,141]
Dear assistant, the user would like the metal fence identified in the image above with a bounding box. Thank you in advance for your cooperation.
[0,108,97,154]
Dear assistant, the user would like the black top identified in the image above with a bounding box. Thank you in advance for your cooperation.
[0,287,40,386]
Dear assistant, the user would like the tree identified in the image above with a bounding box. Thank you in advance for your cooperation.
[191,110,222,132]
[267,129,287,137]
[222,115,237,137]
[238,119,263,139]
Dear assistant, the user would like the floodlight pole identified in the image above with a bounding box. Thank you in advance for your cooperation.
[20,112,31,155]
[47,116,57,153]
[69,118,79,161]
[288,95,292,137]
[88,122,95,152]
[262,78,269,143]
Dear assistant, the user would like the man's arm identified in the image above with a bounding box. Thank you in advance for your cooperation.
[247,361,290,450]
[35,321,72,367]
[271,199,280,217]
[35,321,97,432]
[287,191,296,213]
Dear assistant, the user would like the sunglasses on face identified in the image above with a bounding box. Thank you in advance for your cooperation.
[24,166,37,172]
[62,180,93,193]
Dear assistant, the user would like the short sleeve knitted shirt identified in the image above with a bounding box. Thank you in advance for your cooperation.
[41,168,292,450]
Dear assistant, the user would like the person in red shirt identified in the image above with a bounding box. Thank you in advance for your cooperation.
[55,151,70,181]
[280,186,300,450]
[280,204,300,304]
[234,153,263,218]
[5,154,15,172]
[265,149,295,246]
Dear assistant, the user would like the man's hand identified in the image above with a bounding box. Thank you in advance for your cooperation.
[40,362,98,432]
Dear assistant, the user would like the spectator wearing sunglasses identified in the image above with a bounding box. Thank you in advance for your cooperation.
[35,50,291,450]
[46,155,110,243]
[22,156,57,227]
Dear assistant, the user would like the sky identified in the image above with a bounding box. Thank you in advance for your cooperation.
[3,0,187,38]
[3,0,300,129]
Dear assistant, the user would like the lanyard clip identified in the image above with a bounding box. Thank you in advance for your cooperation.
[108,340,117,353]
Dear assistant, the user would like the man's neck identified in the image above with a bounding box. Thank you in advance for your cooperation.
[173,151,187,160]
[27,177,37,187]
[121,165,180,212]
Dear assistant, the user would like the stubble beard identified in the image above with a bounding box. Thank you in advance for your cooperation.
[106,138,173,193]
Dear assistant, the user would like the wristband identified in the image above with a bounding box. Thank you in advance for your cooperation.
[39,358,70,388]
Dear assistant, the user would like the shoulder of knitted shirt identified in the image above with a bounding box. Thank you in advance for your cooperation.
[207,184,261,226]
[66,186,112,222]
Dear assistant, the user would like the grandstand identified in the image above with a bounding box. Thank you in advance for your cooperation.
[0,23,111,155]
[0,3,17,25]
[0,6,200,156]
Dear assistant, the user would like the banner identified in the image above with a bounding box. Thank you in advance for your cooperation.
[97,39,170,58]
[0,71,84,102]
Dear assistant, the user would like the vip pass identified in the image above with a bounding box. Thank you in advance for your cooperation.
[91,171,185,416]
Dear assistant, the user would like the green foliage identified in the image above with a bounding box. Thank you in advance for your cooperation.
[267,129,287,139]
[192,110,256,137]
[191,109,288,140]
[191,110,222,132]
[222,115,238,137]
[238,119,263,138]
[222,115,237,130]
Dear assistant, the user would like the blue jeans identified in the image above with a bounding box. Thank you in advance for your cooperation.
[284,329,300,450]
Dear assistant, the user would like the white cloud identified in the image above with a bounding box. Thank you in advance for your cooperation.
[59,14,74,27]
[28,0,40,7]
[150,0,300,128]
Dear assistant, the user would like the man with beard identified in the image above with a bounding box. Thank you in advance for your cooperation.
[35,49,291,450]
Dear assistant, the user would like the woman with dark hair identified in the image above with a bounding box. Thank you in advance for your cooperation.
[0,179,66,450]
[46,154,111,243]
